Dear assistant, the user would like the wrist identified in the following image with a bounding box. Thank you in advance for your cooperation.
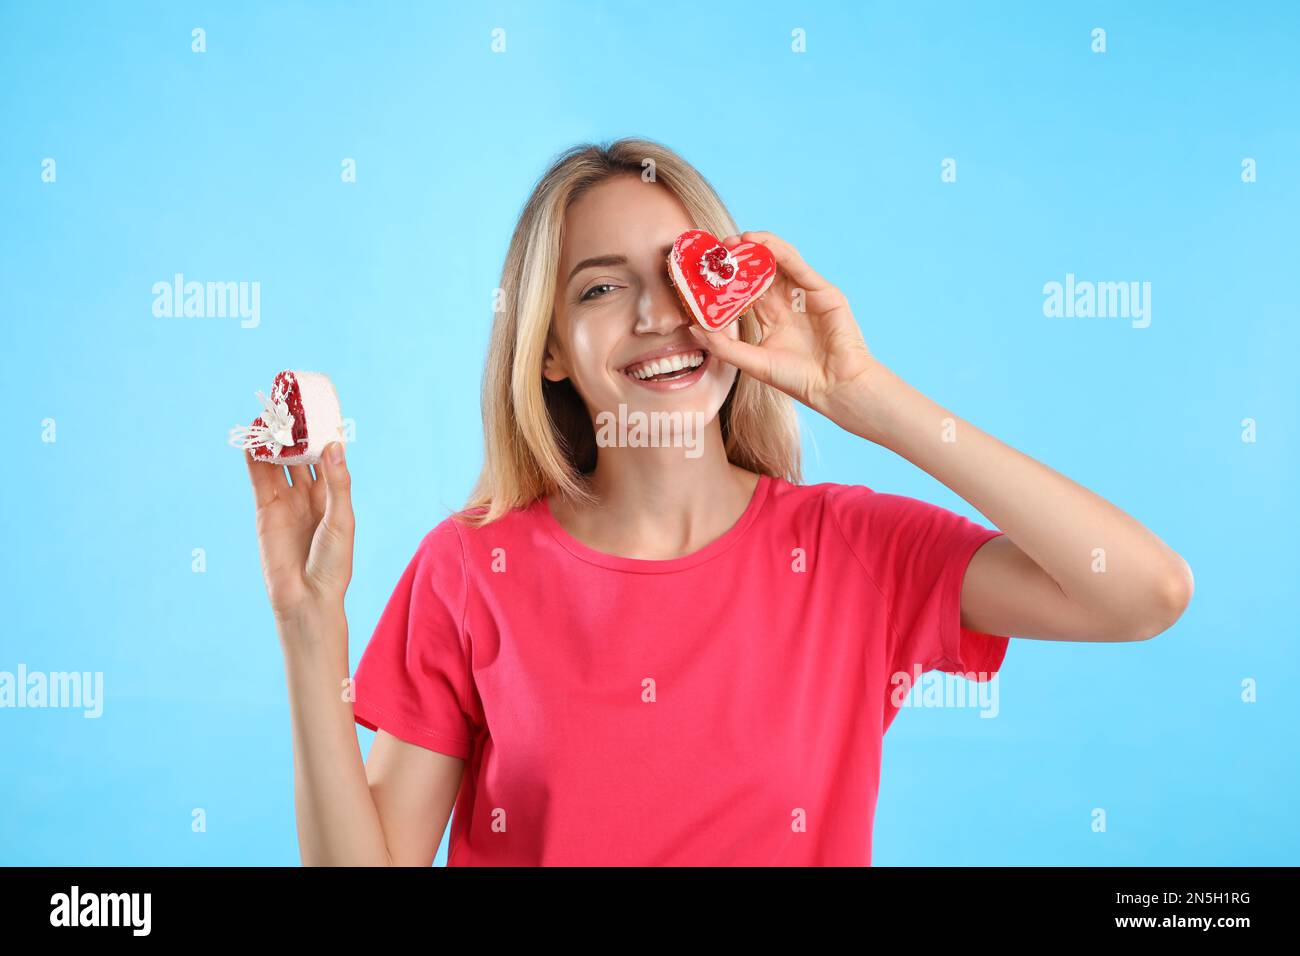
[820,358,906,444]
[276,598,348,649]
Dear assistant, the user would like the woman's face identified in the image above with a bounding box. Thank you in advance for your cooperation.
[545,174,740,426]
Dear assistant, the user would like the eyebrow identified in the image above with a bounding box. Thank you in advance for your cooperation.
[567,244,674,286]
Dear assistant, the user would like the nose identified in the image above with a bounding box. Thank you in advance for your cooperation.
[633,268,692,336]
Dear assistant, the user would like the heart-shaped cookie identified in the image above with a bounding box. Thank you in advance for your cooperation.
[228,370,345,465]
[667,229,777,332]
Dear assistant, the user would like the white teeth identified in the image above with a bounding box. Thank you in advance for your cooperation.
[627,351,705,380]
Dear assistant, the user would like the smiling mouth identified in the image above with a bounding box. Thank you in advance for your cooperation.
[621,349,709,382]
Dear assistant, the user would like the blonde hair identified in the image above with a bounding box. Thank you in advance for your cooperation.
[458,137,802,526]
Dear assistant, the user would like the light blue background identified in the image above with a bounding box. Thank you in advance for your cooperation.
[1,0,1296,866]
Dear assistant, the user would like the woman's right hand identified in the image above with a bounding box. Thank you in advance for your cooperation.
[243,441,355,631]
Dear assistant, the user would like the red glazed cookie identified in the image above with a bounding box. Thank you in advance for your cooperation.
[667,229,777,332]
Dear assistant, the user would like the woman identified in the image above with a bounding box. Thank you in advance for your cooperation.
[242,137,1194,866]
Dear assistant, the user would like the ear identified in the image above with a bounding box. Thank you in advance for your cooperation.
[542,329,569,383]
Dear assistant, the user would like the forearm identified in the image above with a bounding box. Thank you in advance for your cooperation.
[823,360,1192,628]
[280,607,392,867]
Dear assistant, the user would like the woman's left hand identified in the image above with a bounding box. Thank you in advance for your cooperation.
[685,231,880,421]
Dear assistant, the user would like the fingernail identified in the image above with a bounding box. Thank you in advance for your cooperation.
[330,442,345,465]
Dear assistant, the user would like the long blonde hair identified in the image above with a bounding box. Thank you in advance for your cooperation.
[458,137,802,526]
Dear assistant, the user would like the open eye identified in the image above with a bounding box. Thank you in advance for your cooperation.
[581,283,618,302]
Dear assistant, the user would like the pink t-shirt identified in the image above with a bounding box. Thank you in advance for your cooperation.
[352,472,1009,866]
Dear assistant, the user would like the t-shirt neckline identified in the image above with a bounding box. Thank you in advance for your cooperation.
[533,472,774,574]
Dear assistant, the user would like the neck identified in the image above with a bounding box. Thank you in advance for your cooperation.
[550,420,761,561]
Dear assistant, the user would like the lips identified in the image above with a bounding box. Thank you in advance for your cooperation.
[667,229,777,332]
[617,344,713,393]
[624,348,707,380]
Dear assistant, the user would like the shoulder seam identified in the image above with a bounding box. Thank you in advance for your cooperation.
[824,484,908,669]
[444,516,476,730]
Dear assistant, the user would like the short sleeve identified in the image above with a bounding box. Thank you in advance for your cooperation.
[827,485,1010,686]
[352,519,478,760]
